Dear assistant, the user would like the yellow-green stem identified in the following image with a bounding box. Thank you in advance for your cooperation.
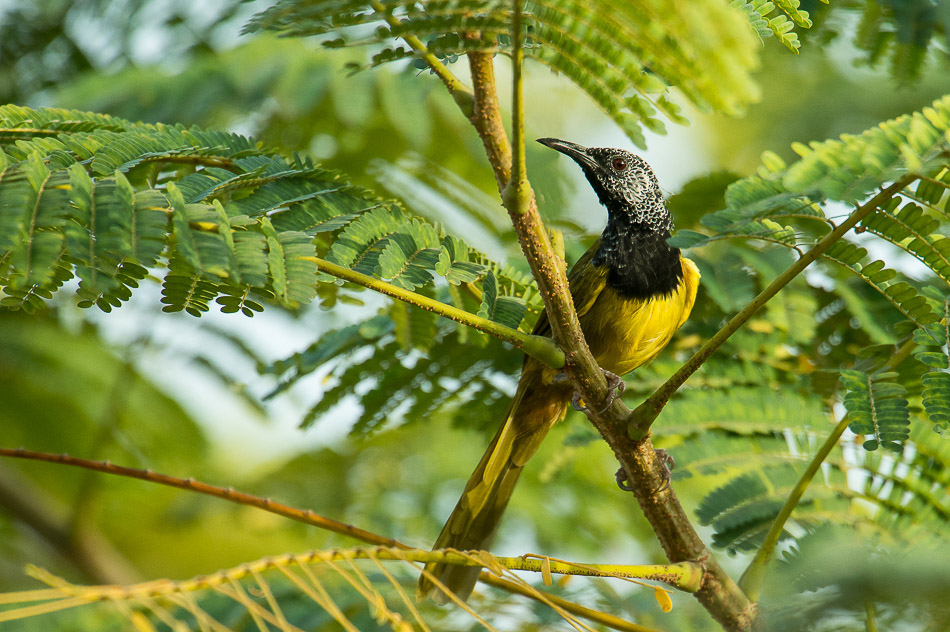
[369,0,474,117]
[302,256,564,368]
[502,0,530,213]
[865,602,878,632]
[628,175,918,439]
[15,549,698,601]
[737,414,850,600]
[478,575,661,632]
[738,336,921,600]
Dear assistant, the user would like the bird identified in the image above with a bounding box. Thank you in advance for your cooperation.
[417,138,701,603]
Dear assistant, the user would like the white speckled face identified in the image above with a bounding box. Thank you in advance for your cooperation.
[584,147,670,232]
[536,137,672,233]
[537,137,684,298]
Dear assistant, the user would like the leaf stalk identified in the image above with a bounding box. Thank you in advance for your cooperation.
[738,335,921,599]
[303,256,565,368]
[369,0,475,117]
[628,175,919,439]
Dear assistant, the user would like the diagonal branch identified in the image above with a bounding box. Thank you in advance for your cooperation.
[0,448,671,632]
[369,0,475,118]
[627,175,918,439]
[738,335,921,600]
[303,256,564,368]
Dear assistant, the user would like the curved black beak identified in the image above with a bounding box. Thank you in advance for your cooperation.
[536,137,599,172]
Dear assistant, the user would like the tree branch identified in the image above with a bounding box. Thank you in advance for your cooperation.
[591,432,759,629]
[627,175,918,439]
[303,256,565,368]
[465,46,512,190]
[445,12,756,632]
[0,449,675,632]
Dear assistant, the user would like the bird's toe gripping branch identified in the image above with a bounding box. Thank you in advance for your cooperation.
[615,449,676,494]
[561,370,626,414]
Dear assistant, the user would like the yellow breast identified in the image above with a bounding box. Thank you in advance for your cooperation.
[581,256,700,376]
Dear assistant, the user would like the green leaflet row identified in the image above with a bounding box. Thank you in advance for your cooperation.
[0,105,530,329]
[246,0,770,146]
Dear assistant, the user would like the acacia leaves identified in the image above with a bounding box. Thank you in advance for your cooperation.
[840,369,910,451]
[915,310,950,436]
[0,105,533,331]
[731,0,812,51]
[671,96,950,336]
[246,0,763,146]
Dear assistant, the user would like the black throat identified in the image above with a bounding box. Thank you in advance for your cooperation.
[592,222,684,300]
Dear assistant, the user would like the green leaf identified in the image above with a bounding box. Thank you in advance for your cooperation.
[477,269,526,329]
[841,369,909,452]
[376,219,441,290]
[435,235,486,284]
[247,0,763,145]
[667,230,710,249]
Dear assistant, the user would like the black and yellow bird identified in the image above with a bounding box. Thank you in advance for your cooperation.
[418,138,700,602]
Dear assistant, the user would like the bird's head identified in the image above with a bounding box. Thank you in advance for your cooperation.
[537,137,671,234]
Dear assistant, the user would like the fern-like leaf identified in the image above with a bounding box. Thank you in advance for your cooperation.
[478,269,527,329]
[840,369,910,452]
[914,304,950,435]
[730,0,810,51]
[0,105,536,337]
[246,0,763,145]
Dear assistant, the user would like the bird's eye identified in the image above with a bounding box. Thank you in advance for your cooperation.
[612,157,627,171]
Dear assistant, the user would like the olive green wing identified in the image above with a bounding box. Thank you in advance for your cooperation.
[531,239,608,337]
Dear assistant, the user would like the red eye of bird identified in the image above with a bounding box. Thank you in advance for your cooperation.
[612,157,627,171]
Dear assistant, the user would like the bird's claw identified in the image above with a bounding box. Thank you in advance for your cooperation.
[600,370,625,413]
[615,468,634,491]
[616,450,675,494]
[567,370,625,413]
[653,449,675,494]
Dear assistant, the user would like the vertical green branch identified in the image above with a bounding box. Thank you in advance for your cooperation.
[503,0,529,215]
[737,414,851,600]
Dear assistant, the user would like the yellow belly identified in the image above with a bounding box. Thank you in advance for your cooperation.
[581,256,700,376]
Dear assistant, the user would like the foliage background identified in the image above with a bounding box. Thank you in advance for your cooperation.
[0,0,949,630]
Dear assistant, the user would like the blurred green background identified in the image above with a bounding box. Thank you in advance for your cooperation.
[1,1,949,630]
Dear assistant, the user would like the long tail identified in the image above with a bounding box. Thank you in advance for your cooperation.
[418,369,568,602]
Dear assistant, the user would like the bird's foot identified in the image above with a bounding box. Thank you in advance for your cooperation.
[654,449,675,494]
[615,468,634,491]
[600,370,626,412]
[564,369,625,413]
[614,449,675,494]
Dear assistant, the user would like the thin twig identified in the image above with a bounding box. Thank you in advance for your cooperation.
[628,175,918,439]
[302,256,564,368]
[738,335,921,600]
[369,0,475,117]
[479,574,662,632]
